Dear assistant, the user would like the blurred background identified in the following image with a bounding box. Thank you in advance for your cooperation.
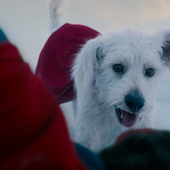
[1,0,170,129]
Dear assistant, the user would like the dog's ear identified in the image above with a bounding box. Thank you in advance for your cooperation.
[72,39,102,101]
[161,32,170,67]
[96,47,104,61]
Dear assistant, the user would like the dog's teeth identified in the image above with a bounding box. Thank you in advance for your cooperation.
[121,114,123,119]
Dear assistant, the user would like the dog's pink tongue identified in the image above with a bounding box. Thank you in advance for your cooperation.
[122,110,137,127]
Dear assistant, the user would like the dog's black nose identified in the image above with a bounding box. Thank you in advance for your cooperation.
[125,94,145,113]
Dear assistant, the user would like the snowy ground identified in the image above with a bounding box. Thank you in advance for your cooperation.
[1,0,170,130]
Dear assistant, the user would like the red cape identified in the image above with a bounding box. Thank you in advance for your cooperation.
[36,23,100,104]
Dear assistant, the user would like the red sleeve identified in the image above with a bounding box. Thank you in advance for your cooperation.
[0,42,87,170]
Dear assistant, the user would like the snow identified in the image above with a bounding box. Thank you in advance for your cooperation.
[155,72,170,130]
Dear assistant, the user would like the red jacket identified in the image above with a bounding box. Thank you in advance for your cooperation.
[0,41,87,170]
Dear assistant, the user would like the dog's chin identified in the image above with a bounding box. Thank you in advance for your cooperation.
[115,106,138,128]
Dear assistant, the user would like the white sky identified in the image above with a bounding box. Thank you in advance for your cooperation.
[1,0,170,128]
[65,0,170,33]
[1,0,170,68]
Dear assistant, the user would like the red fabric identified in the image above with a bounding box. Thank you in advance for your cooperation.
[36,23,100,104]
[0,42,87,170]
[115,129,155,145]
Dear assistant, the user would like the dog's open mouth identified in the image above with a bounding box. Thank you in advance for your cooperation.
[115,106,138,127]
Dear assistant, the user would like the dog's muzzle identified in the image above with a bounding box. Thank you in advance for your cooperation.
[115,93,145,127]
[125,94,145,113]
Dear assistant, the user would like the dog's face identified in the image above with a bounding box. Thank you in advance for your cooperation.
[73,29,170,130]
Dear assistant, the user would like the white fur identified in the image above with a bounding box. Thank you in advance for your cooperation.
[47,0,67,33]
[72,30,169,151]
[48,0,170,151]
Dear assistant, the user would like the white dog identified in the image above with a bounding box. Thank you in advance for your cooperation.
[48,0,170,151]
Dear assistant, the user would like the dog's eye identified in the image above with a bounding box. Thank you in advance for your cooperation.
[113,64,124,73]
[145,68,155,77]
